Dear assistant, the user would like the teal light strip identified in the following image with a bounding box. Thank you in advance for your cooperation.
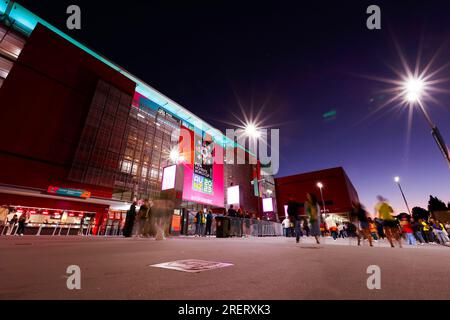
[0,0,7,14]
[5,1,251,154]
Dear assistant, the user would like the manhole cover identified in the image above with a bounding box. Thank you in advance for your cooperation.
[150,259,233,273]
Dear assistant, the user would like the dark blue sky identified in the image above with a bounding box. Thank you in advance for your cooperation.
[22,0,450,212]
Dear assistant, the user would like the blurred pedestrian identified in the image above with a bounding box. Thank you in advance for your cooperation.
[287,198,301,243]
[122,199,137,238]
[352,202,373,247]
[305,193,321,244]
[411,218,425,244]
[16,213,26,236]
[282,217,291,237]
[303,219,310,237]
[400,216,416,246]
[431,219,448,245]
[419,218,433,244]
[205,210,213,236]
[7,214,18,235]
[136,199,151,237]
[368,218,378,240]
[375,196,402,248]
[0,205,9,233]
[325,214,337,240]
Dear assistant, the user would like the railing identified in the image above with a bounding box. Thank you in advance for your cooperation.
[187,216,283,237]
[0,216,283,238]
[0,222,94,236]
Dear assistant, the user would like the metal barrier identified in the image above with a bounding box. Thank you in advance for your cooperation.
[189,216,283,237]
[1,217,283,238]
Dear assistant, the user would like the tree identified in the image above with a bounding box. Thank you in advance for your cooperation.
[428,195,447,212]
[411,206,429,221]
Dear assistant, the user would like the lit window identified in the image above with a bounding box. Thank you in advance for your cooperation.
[120,160,132,173]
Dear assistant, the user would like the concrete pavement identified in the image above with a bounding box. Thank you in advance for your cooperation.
[0,235,449,300]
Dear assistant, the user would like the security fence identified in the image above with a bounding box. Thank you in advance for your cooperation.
[188,216,283,237]
[0,216,282,238]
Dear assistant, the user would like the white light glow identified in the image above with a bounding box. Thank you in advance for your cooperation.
[169,148,180,163]
[394,176,400,183]
[317,182,323,188]
[244,123,260,138]
[404,78,424,103]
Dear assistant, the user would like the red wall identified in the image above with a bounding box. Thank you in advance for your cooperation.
[0,24,135,198]
[275,167,359,219]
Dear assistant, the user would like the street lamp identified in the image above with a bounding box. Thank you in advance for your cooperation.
[394,176,411,215]
[403,77,450,168]
[316,182,326,213]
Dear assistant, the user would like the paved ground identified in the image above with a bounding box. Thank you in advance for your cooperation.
[0,235,449,300]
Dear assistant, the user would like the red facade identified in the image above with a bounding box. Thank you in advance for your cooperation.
[0,24,135,200]
[275,167,359,219]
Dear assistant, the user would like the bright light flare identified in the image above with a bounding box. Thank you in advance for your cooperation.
[317,182,323,188]
[169,148,180,163]
[404,77,425,103]
[394,176,400,183]
[244,123,261,138]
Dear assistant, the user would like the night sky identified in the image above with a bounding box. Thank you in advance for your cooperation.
[19,0,450,213]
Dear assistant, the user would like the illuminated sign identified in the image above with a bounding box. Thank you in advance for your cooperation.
[181,126,224,207]
[162,165,177,190]
[171,215,182,233]
[227,185,240,205]
[47,186,91,198]
[262,198,274,212]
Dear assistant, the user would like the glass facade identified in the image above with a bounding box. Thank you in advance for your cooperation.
[69,80,180,202]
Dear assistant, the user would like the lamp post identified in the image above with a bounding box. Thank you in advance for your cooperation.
[394,176,411,215]
[404,78,450,168]
[317,182,326,214]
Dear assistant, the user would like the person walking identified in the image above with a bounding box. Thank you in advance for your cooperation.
[352,202,373,247]
[375,196,402,248]
[431,219,447,245]
[282,217,291,237]
[205,210,213,236]
[325,215,337,240]
[305,193,321,244]
[411,218,425,245]
[401,217,416,246]
[7,214,18,235]
[16,213,27,236]
[0,205,9,235]
[303,219,310,237]
[419,219,433,244]
[368,218,378,241]
[199,210,206,237]
[195,210,206,237]
[440,220,450,243]
[287,198,301,243]
[122,200,137,238]
[136,199,151,237]
[374,218,385,239]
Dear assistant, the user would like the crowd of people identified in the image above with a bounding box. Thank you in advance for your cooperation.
[282,194,450,248]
